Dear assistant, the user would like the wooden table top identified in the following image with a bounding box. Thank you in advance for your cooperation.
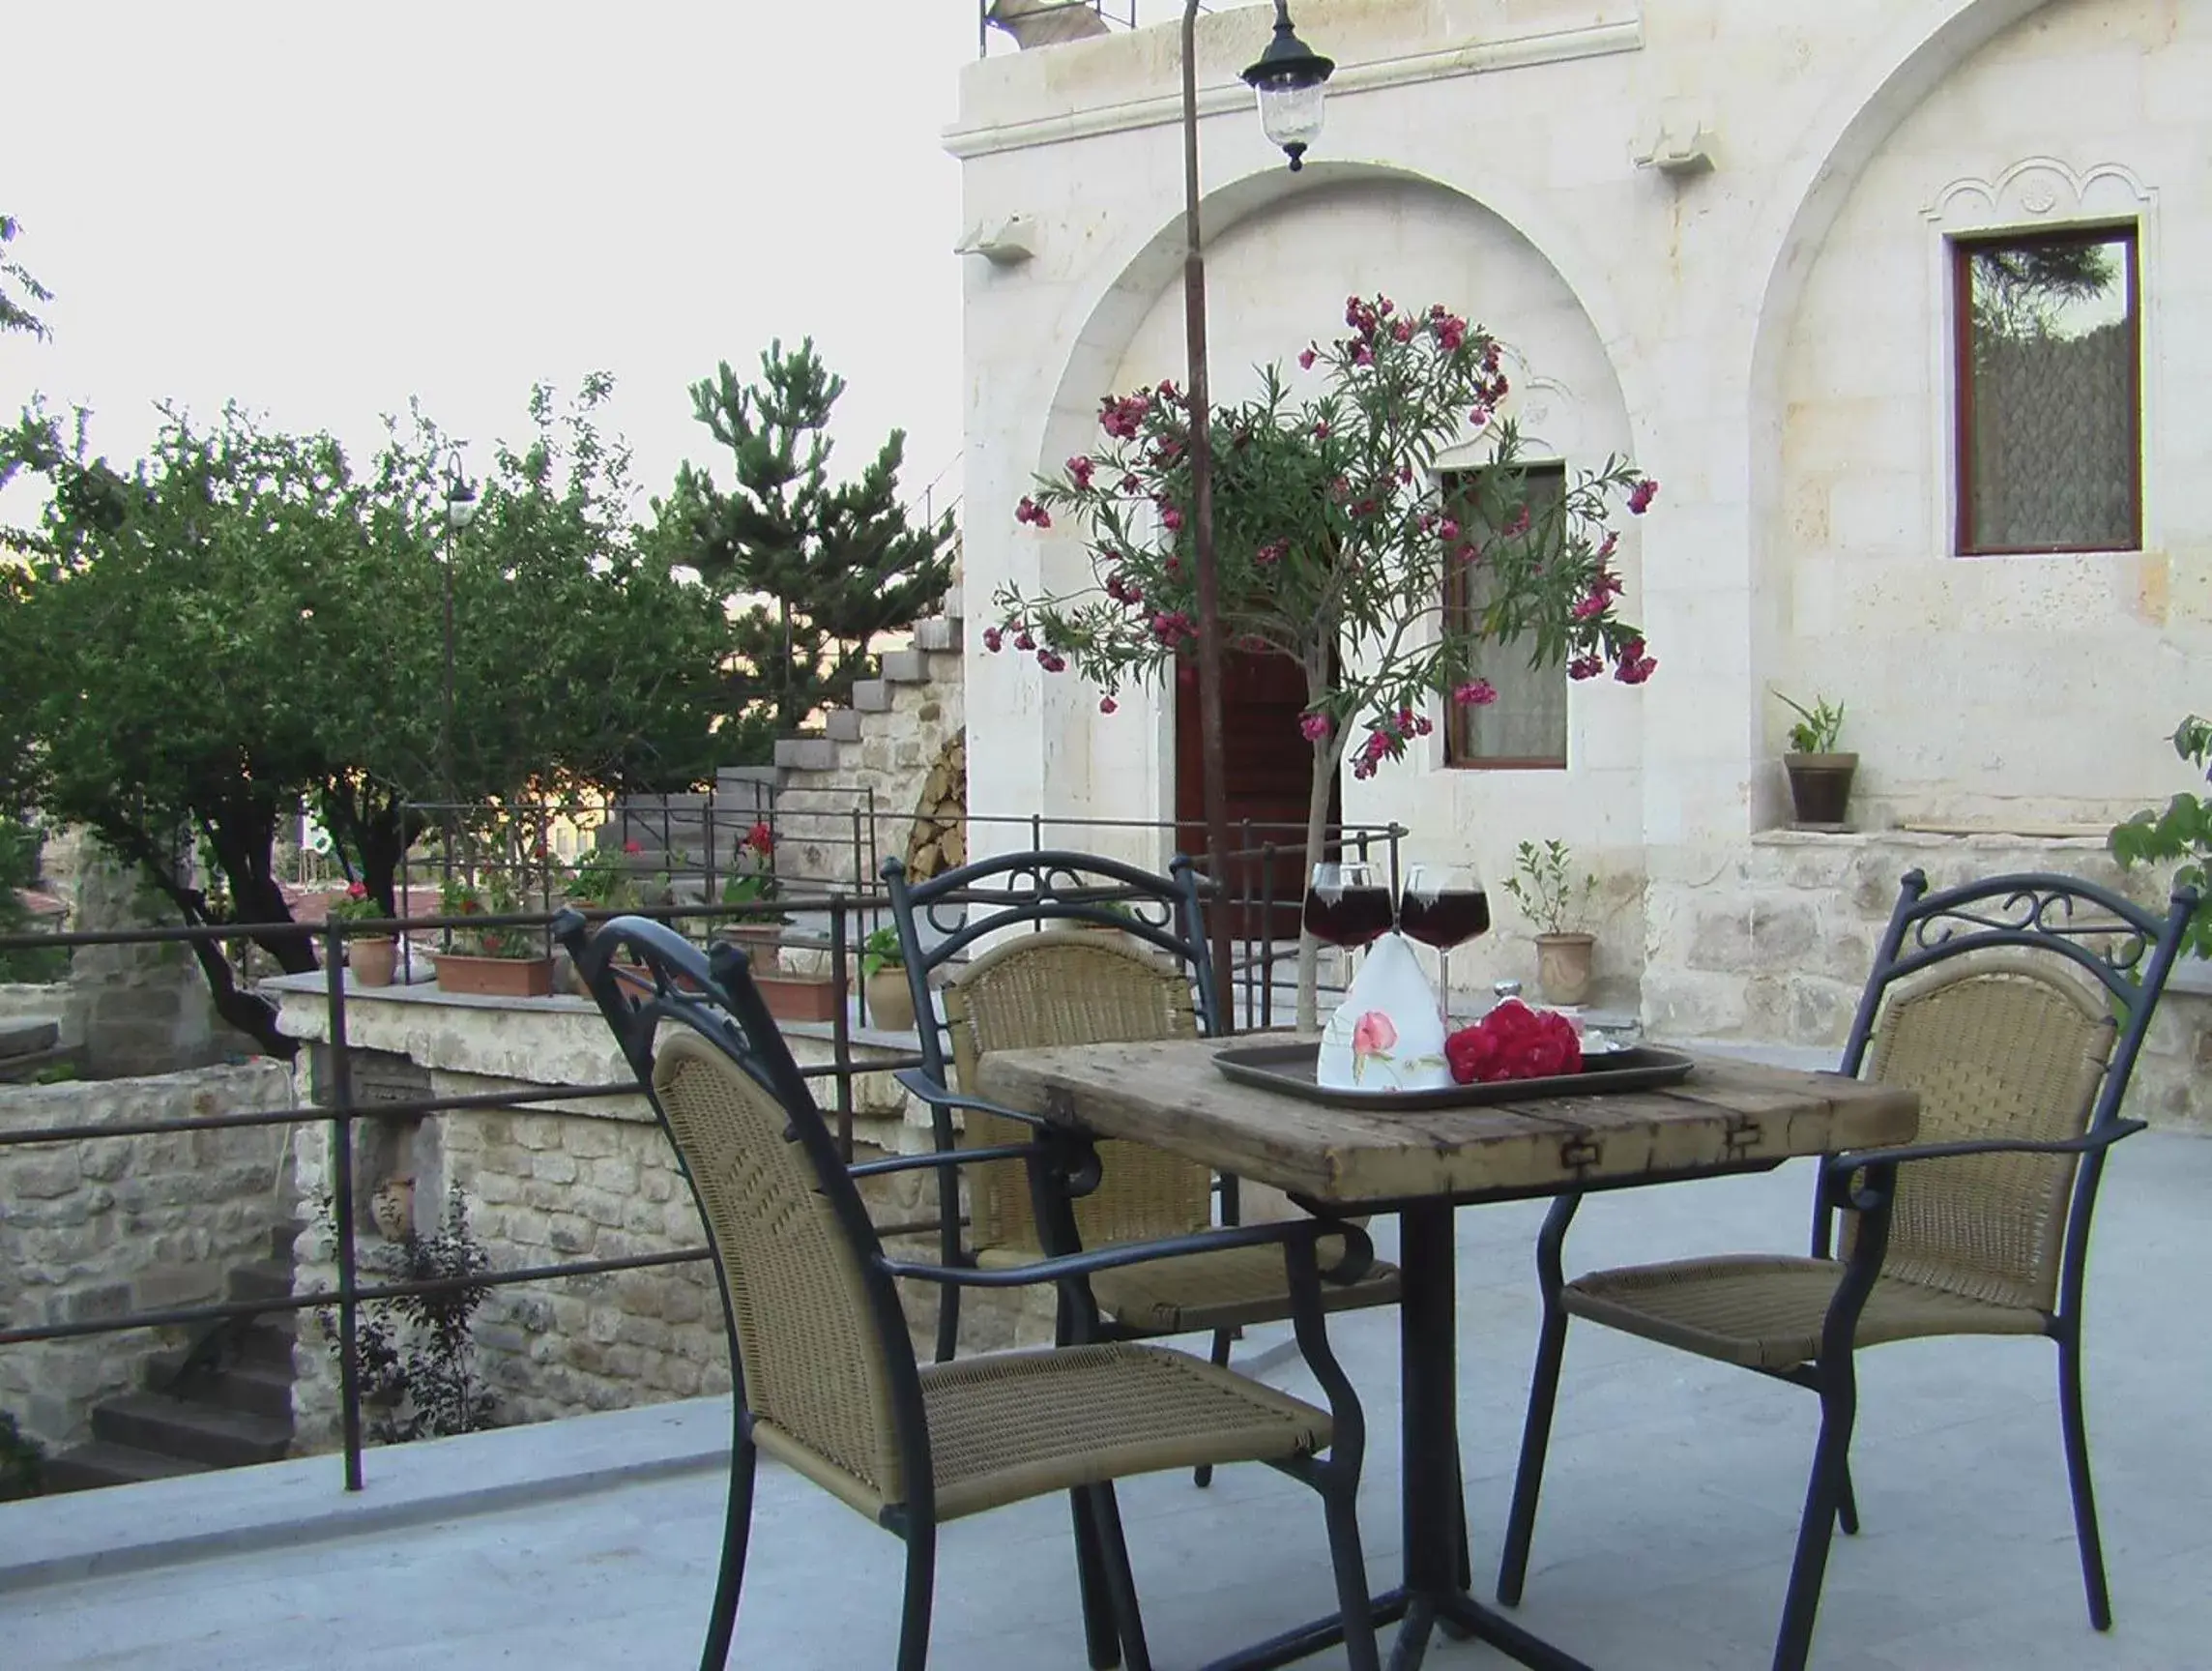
[975,1038,1921,1206]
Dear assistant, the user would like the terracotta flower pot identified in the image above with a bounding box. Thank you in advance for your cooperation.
[753,970,841,1023]
[863,967,917,1033]
[1534,933,1596,1008]
[1785,752,1858,828]
[436,953,556,999]
[351,936,399,989]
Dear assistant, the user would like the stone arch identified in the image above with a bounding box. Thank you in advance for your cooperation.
[1036,158,1642,487]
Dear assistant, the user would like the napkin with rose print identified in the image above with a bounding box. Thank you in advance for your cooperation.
[1316,933,1452,1093]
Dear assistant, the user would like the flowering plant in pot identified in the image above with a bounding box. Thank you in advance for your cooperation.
[564,839,644,913]
[434,874,554,998]
[988,292,1658,1028]
[718,821,785,947]
[858,925,916,1033]
[1500,838,1599,1008]
[330,881,399,988]
[1778,692,1855,828]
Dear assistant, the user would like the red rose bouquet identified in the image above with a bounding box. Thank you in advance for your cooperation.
[1444,1000,1584,1085]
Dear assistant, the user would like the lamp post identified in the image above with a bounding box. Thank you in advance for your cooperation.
[1182,0,1333,1018]
[439,450,477,812]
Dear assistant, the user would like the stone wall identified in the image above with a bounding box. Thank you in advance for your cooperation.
[1644,831,2212,1129]
[0,983,85,1051]
[274,979,1047,1453]
[68,850,223,1078]
[0,1061,298,1449]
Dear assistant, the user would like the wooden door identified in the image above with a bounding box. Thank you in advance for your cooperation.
[1174,652,1331,941]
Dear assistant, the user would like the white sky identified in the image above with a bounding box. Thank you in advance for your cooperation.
[2,1,985,525]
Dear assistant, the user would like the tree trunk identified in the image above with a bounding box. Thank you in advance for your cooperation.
[1295,730,1342,1032]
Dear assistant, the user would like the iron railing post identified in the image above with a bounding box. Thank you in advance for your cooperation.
[322,922,365,1492]
[831,900,855,1164]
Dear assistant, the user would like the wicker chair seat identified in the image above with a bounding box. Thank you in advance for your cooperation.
[1563,1254,2051,1373]
[975,1239,1404,1334]
[917,1342,1329,1520]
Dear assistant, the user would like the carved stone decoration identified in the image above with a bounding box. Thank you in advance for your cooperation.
[1925,158,2155,235]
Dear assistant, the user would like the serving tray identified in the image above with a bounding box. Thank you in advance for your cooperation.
[1211,1040,1696,1112]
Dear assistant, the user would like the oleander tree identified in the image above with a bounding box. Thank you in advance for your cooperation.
[985,293,1661,1024]
[0,214,51,341]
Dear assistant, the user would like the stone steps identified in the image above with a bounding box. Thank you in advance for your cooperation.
[92,1392,293,1469]
[42,1440,213,1494]
[43,1224,301,1495]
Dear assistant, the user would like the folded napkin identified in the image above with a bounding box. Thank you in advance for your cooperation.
[1317,932,1452,1093]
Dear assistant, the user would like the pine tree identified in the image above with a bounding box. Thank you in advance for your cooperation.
[657,340,957,748]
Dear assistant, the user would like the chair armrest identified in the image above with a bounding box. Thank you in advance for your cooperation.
[847,1142,1044,1180]
[892,1067,1051,1131]
[1823,1120,2144,1177]
[879,1216,1376,1291]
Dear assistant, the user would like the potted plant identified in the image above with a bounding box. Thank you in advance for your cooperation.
[434,875,556,999]
[2110,714,2212,960]
[332,881,399,988]
[1779,692,1855,828]
[717,821,787,953]
[1501,838,1600,1008]
[563,839,643,915]
[859,926,917,1033]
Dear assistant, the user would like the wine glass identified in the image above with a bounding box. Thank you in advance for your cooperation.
[1303,861,1394,952]
[1399,862,1491,1021]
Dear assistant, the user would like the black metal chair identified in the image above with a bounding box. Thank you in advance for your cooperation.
[1495,870,2197,1671]
[556,909,1383,1671]
[880,849,1402,1408]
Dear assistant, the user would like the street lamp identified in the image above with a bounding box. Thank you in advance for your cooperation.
[439,451,477,810]
[1181,0,1333,1017]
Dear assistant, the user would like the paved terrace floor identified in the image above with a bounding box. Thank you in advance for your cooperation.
[6,1130,2210,1671]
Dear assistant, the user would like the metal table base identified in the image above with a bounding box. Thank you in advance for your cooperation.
[1207,1202,1592,1671]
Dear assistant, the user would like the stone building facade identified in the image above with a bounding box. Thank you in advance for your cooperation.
[950,0,2212,1087]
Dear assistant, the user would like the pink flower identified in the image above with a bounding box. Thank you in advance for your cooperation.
[1351,1010,1398,1070]
[1298,347,1318,371]
[1597,530,1620,559]
[1014,496,1051,529]
[623,839,645,856]
[1353,343,1375,367]
[1256,541,1287,565]
[1568,655,1604,681]
[1313,421,1331,439]
[1066,455,1095,488]
[1160,505,1184,533]
[1037,649,1067,672]
[1469,405,1492,429]
[745,821,775,855]
[1014,630,1035,652]
[1503,505,1530,538]
[1439,518,1461,542]
[1099,695,1118,715]
[1392,318,1414,343]
[1613,636,1657,685]
[1120,473,1142,495]
[1377,297,1396,318]
[1627,478,1660,515]
[346,881,367,899]
[1571,592,1611,622]
[1413,715,1434,736]
[1453,680,1498,707]
[982,627,1004,653]
[1300,712,1331,743]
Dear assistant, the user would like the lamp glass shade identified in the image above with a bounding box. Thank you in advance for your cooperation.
[1254,78,1326,161]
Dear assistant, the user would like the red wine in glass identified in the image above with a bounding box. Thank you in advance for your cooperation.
[1400,889,1492,948]
[1303,863,1394,948]
[1401,864,1489,1020]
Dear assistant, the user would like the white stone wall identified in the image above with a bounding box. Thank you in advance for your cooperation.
[952,0,2212,1053]
[0,1061,297,1449]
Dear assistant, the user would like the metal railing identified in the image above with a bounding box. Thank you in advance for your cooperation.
[0,819,1399,1496]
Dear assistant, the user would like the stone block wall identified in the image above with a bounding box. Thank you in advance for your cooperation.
[1644,831,2212,1129]
[276,980,1047,1453]
[0,1061,298,1448]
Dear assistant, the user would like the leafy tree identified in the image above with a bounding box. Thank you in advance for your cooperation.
[0,215,51,341]
[989,294,1658,1024]
[1970,242,2119,342]
[655,339,957,749]
[0,379,736,1052]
